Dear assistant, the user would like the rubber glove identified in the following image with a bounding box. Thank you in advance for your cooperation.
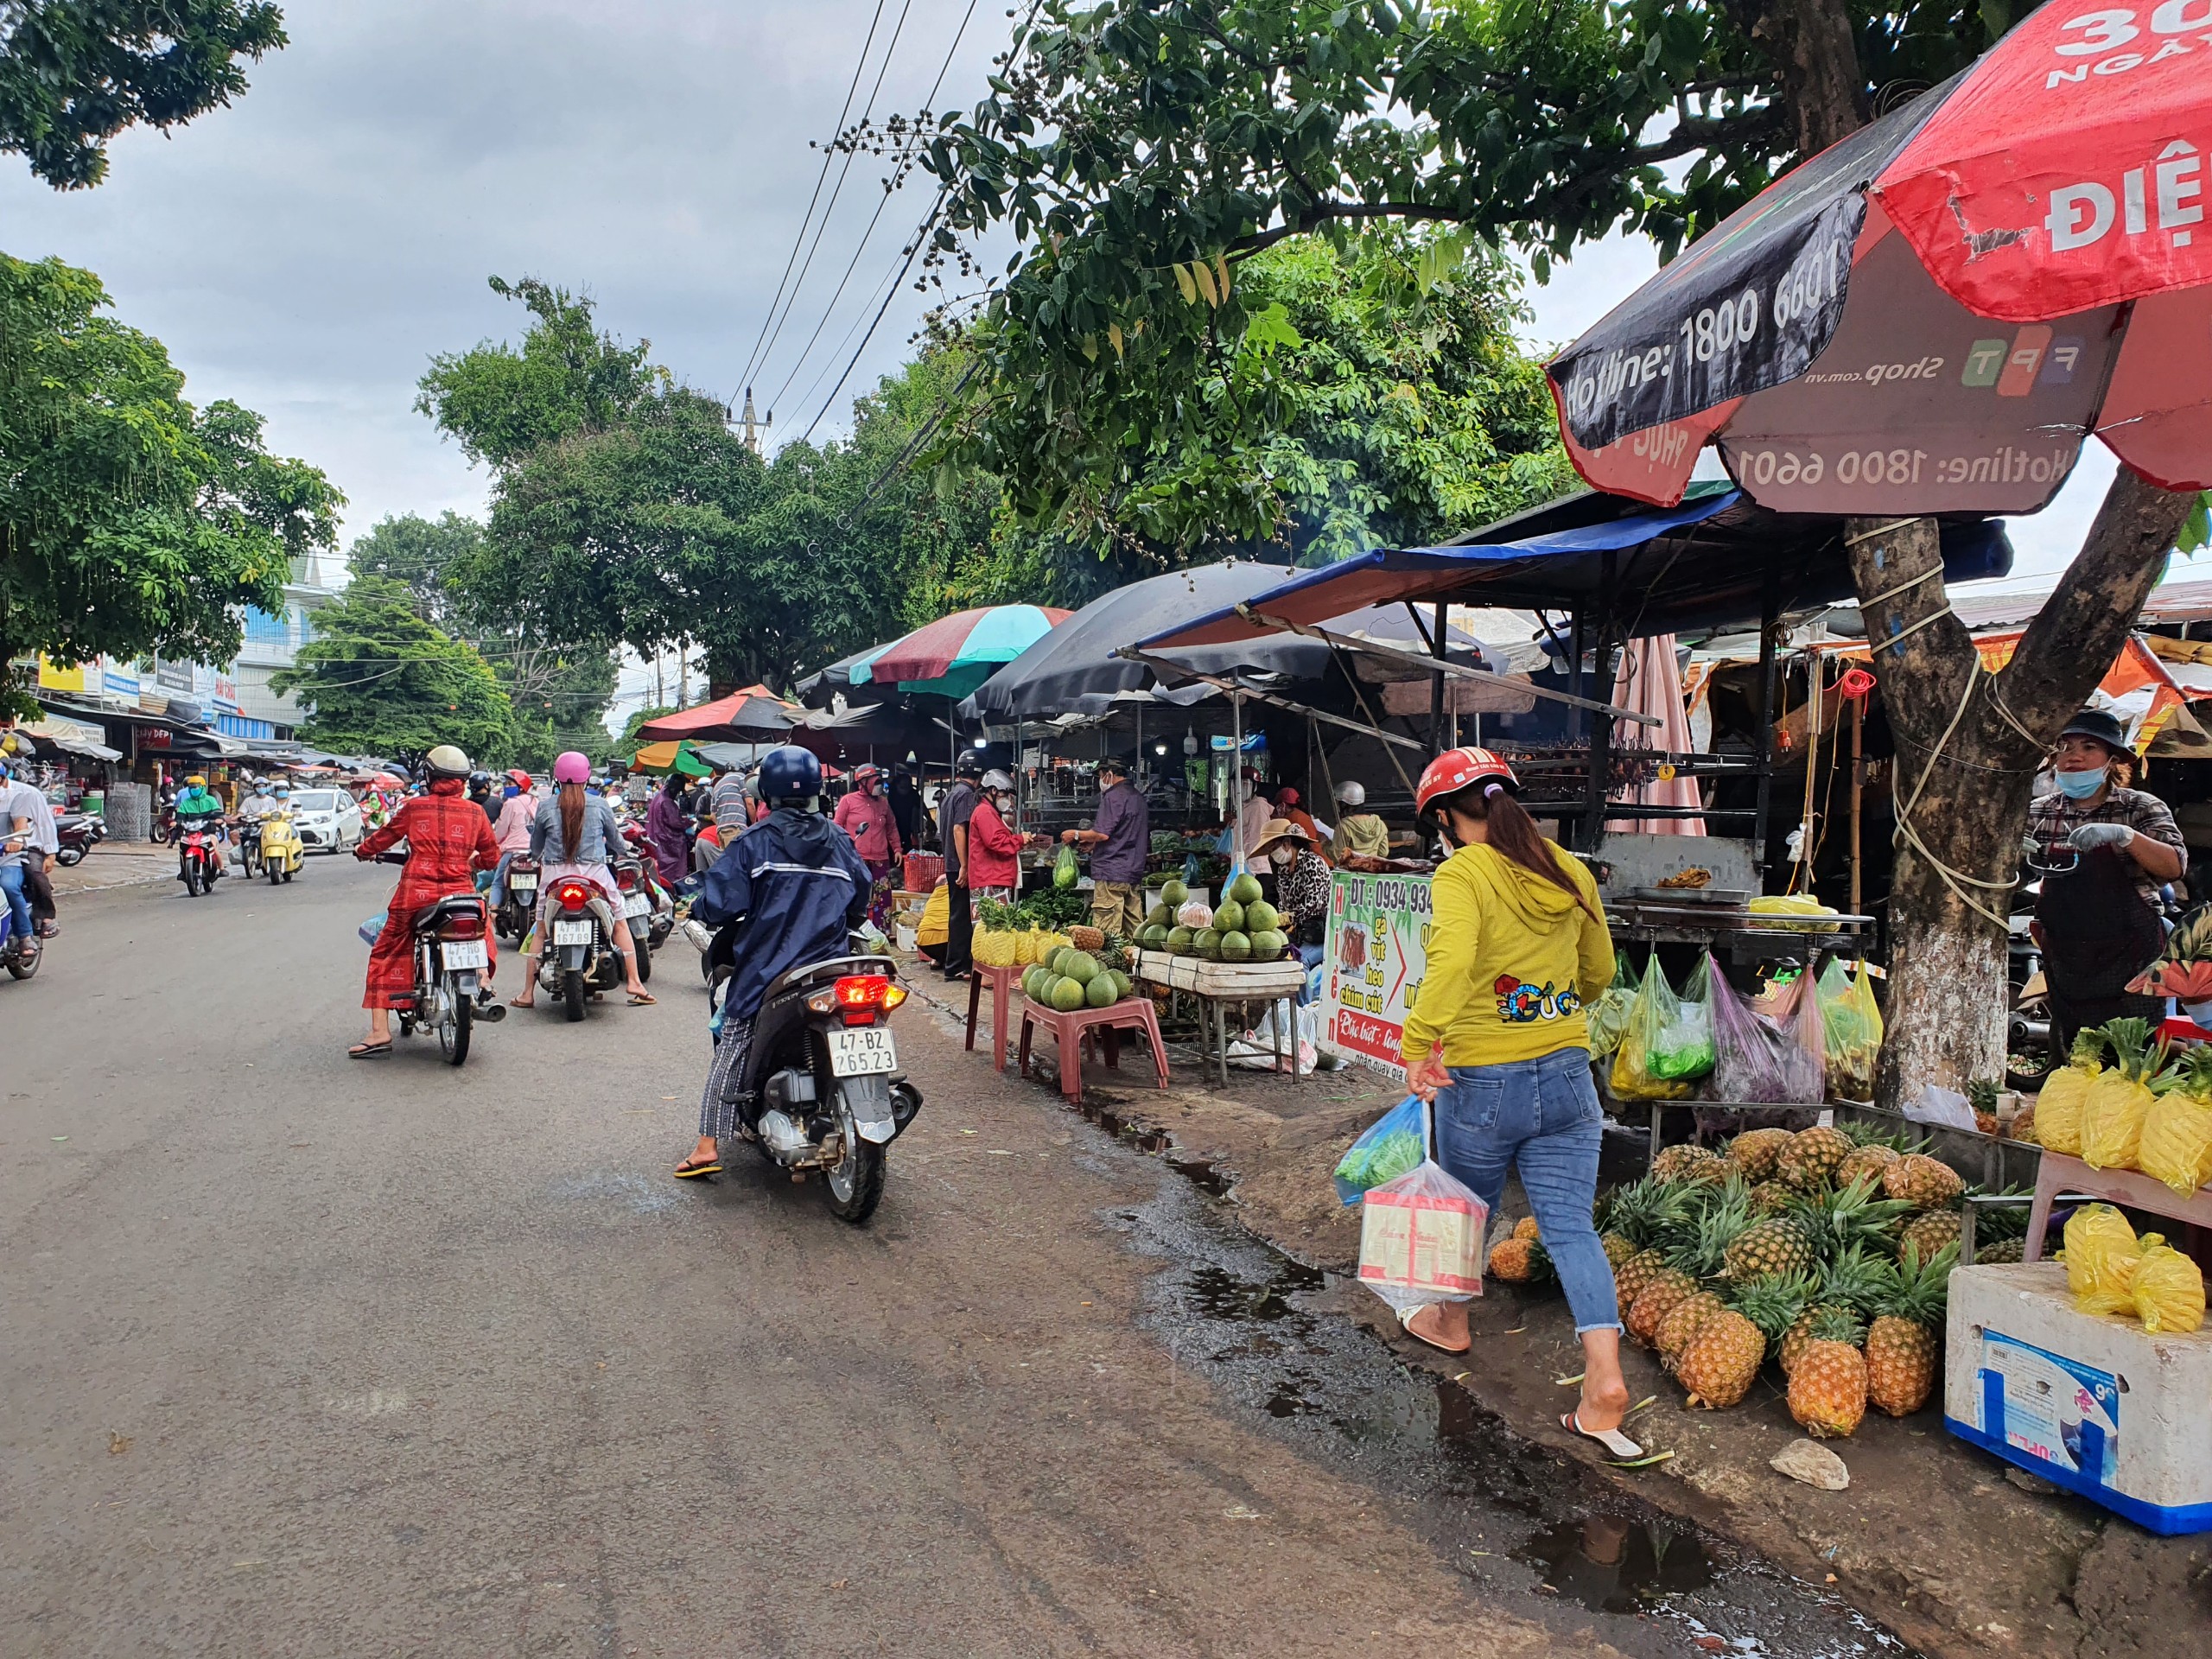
[2069,822,2135,851]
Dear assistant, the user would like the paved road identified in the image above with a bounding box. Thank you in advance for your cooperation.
[3,857,1613,1658]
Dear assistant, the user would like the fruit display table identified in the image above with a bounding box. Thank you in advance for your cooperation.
[1130,950,1307,1088]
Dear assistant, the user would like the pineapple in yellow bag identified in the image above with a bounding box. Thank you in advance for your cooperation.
[2079,1019,2168,1171]
[2031,1028,2105,1156]
[2139,1046,2212,1197]
[2062,1204,2146,1315]
[2132,1244,2207,1333]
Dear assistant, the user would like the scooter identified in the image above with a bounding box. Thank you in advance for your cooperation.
[176,824,226,896]
[611,855,658,985]
[708,942,922,1224]
[52,812,105,867]
[237,815,265,879]
[535,874,627,1020]
[258,808,306,884]
[369,851,502,1065]
[496,854,539,942]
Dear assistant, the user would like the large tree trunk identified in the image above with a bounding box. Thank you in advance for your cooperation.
[1725,0,1870,152]
[1847,473,2195,1106]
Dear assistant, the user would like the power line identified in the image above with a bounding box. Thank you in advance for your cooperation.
[764,0,981,416]
[735,0,892,393]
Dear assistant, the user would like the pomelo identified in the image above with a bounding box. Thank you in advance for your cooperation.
[1195,928,1223,960]
[1212,899,1245,935]
[1243,899,1280,935]
[1050,976,1087,1012]
[1227,871,1263,906]
[1166,925,1194,955]
[1219,931,1252,962]
[1084,973,1116,1008]
[1249,928,1288,959]
[1161,879,1188,906]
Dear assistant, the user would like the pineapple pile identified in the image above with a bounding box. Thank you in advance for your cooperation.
[1594,1122,1968,1429]
[970,897,1072,969]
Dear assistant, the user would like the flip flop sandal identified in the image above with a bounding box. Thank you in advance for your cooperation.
[507,997,534,1009]
[628,992,658,1006]
[348,1041,393,1060]
[674,1157,722,1179]
[1561,1411,1643,1460]
[1399,1306,1472,1355]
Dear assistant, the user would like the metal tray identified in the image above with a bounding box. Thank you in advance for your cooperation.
[1629,886,1755,906]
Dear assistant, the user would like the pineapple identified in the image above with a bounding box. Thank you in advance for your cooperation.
[1747,1179,1796,1217]
[1783,1248,1891,1374]
[1968,1077,2002,1136]
[1787,1306,1870,1437]
[1626,1269,1700,1347]
[1656,1290,1727,1368]
[1723,1216,1817,1283]
[1613,1249,1674,1320]
[1596,1178,1689,1268]
[1602,1233,1639,1268]
[1898,1208,1963,1262]
[1777,1125,1854,1192]
[1865,1243,1955,1417]
[1975,1236,2025,1264]
[1677,1308,1768,1408]
[1487,1236,1543,1282]
[1882,1153,1965,1209]
[1513,1215,1542,1242]
[1834,1143,1899,1191]
[2081,1017,2171,1170]
[1802,1176,1915,1260]
[1070,924,1106,954]
[1731,1274,1812,1364]
[1652,1143,1726,1185]
[1725,1127,1796,1184]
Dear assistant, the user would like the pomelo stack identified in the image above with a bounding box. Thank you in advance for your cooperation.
[1138,872,1289,962]
[1023,947,1137,1012]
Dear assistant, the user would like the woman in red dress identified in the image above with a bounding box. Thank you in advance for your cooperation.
[350,745,502,1058]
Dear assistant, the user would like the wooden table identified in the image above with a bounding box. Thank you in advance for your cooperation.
[1129,950,1308,1088]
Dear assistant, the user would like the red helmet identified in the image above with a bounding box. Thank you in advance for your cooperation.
[506,767,532,789]
[1414,747,1519,818]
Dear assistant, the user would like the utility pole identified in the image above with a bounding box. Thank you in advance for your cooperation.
[738,388,771,455]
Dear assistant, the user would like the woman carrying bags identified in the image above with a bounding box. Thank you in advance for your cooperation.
[1396,747,1638,1459]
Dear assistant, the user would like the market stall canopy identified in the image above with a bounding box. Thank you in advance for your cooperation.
[630,739,713,776]
[793,643,885,708]
[855,605,1071,700]
[1546,6,2212,513]
[634,686,797,742]
[1141,487,2012,649]
[19,715,121,761]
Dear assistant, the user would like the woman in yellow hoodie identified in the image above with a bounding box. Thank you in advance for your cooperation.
[1398,748,1637,1457]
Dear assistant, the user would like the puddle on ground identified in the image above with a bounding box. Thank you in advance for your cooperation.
[1104,1161,1919,1659]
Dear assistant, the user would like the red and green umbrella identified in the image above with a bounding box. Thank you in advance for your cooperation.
[1547,8,2210,515]
[853,605,1072,700]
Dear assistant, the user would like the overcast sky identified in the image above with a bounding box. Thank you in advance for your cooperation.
[1,0,2148,715]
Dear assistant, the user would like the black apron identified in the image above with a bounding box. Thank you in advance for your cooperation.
[2036,845,2164,1052]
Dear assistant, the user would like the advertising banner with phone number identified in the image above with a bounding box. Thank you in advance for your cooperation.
[1321,870,1433,1079]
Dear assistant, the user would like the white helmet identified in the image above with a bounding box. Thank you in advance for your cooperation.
[981,769,1014,791]
[425,744,471,778]
[1335,779,1365,806]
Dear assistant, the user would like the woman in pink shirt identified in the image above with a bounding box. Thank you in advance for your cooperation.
[832,765,904,928]
[487,773,537,906]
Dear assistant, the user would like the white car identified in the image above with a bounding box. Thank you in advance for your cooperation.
[288,788,365,853]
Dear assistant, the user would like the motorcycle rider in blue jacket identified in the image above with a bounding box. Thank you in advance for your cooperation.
[677,745,871,1178]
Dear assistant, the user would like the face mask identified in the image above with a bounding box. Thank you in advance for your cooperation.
[1270,849,1295,869]
[2056,768,2107,800]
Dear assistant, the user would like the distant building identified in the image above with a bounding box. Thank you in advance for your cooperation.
[230,550,342,739]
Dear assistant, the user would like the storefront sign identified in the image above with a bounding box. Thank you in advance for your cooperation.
[1321,870,1433,1079]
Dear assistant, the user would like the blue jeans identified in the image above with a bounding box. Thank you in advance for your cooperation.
[0,862,30,940]
[1433,1046,1619,1335]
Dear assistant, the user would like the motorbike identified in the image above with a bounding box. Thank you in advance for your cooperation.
[611,855,658,984]
[2,833,39,982]
[535,873,627,1020]
[619,821,682,946]
[709,942,922,1224]
[371,852,500,1065]
[152,801,177,844]
[237,815,265,879]
[175,823,226,896]
[496,853,540,943]
[52,812,105,867]
[258,808,306,884]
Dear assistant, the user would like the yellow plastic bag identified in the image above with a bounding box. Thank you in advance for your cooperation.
[2033,1032,2103,1156]
[2137,1091,2212,1198]
[2131,1244,2208,1333]
[2079,1071,2155,1169]
[1608,953,1699,1101]
[1815,957,1884,1102]
[2062,1204,2142,1312]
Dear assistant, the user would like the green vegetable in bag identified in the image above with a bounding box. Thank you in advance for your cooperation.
[1585,950,1642,1059]
[1649,954,1718,1081]
[1610,953,1697,1100]
[1054,843,1080,889]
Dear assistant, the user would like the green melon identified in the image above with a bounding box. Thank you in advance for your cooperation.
[1063,950,1100,985]
[1226,871,1263,906]
[1160,879,1189,906]
[1051,976,1088,1012]
[1023,967,1047,1000]
[1146,902,1174,929]
[1139,923,1169,949]
[1109,969,1133,1001]
[1195,928,1223,959]
[1243,899,1280,935]
[1084,972,1116,1008]
[1166,926,1194,955]
[1249,928,1288,959]
[1219,930,1252,962]
[1212,899,1246,935]
[1046,946,1070,975]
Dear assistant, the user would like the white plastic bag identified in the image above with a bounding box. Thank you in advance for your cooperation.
[1904,1083,1978,1133]
[1358,1102,1489,1313]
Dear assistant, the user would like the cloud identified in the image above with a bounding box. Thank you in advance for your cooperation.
[0,0,1006,550]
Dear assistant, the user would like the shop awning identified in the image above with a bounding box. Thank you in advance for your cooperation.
[20,715,122,761]
[1141,488,2014,649]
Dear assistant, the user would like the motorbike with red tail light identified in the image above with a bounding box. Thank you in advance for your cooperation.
[370,851,500,1065]
[175,824,226,896]
[710,943,923,1223]
[609,853,664,982]
[536,873,626,1020]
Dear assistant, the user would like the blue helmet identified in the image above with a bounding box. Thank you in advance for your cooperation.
[756,745,822,805]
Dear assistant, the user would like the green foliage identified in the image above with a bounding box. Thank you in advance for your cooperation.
[346,512,484,626]
[941,229,1573,568]
[271,577,512,766]
[616,705,677,749]
[1,1,288,188]
[0,251,340,676]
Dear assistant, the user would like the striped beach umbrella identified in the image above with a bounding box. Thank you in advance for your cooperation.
[855,605,1073,701]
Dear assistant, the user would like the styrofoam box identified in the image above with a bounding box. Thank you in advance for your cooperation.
[1944,1263,2212,1535]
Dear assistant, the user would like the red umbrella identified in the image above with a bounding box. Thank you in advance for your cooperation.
[636,684,797,742]
[1547,9,2210,513]
[856,605,1071,700]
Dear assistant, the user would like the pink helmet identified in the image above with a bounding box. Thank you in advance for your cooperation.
[553,750,591,785]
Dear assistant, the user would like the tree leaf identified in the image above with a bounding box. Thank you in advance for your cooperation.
[1173,262,1198,305]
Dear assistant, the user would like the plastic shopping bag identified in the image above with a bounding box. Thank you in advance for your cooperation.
[2062,1204,2145,1314]
[2137,1090,2212,1198]
[1609,953,1700,1100]
[1815,957,1883,1101]
[1333,1095,1427,1205]
[1358,1128,1489,1313]
[358,913,385,947]
[2131,1244,2207,1333]
[1054,842,1081,890]
[1713,963,1826,1105]
[1584,950,1641,1060]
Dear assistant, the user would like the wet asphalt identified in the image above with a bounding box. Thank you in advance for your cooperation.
[3,856,1900,1656]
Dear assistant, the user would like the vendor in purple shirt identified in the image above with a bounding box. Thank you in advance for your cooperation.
[1061,754,1150,938]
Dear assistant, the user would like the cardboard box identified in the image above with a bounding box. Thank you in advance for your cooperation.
[1944,1263,2212,1535]
[1358,1180,1484,1298]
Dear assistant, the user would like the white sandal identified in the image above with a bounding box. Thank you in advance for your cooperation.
[1561,1410,1643,1460]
